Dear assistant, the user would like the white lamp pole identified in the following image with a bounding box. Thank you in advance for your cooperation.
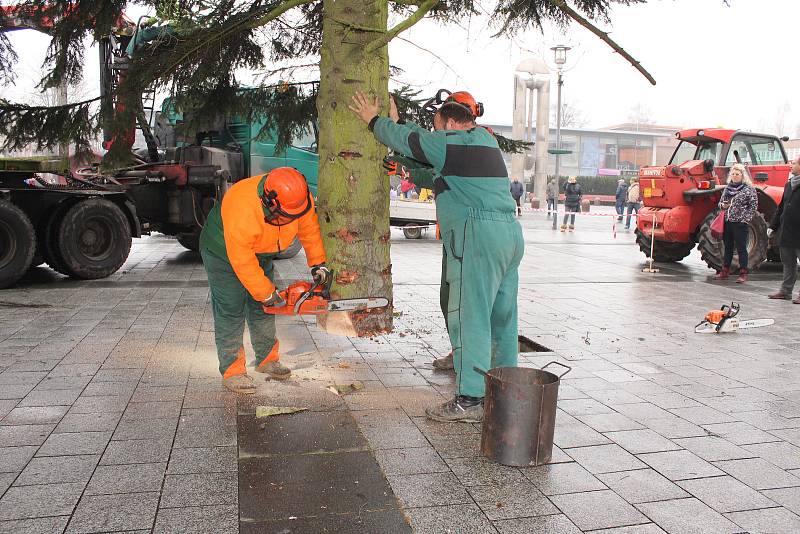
[550,45,570,230]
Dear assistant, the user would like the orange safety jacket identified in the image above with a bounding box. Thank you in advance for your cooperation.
[199,175,327,302]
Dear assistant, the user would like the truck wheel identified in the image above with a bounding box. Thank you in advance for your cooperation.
[698,210,768,272]
[635,229,694,262]
[0,199,36,289]
[176,231,200,252]
[57,198,132,279]
[403,224,422,239]
[275,237,302,260]
[40,201,73,276]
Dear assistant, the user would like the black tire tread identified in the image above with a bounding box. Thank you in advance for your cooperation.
[635,229,694,262]
[698,209,767,272]
[0,199,36,289]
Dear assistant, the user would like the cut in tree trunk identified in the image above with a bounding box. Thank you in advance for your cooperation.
[316,0,392,337]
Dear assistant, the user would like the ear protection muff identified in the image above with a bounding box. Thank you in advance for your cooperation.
[261,186,312,226]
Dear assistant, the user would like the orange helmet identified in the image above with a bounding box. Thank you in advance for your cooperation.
[261,167,311,225]
[446,91,484,118]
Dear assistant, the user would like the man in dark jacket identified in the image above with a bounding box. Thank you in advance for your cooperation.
[561,176,582,231]
[510,176,525,217]
[614,179,628,221]
[769,157,800,303]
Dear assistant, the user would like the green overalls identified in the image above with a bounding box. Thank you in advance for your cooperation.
[374,118,525,398]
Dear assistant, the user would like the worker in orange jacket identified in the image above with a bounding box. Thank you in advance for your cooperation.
[199,167,328,394]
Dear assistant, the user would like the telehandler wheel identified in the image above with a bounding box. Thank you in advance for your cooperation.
[275,237,302,260]
[634,229,694,262]
[176,231,200,252]
[57,198,132,280]
[698,210,767,272]
[0,199,36,289]
[403,224,423,239]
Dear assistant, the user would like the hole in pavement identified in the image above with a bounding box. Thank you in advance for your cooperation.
[519,335,552,353]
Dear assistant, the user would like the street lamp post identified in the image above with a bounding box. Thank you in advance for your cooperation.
[550,45,570,230]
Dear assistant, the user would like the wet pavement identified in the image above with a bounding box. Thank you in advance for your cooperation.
[2,207,800,533]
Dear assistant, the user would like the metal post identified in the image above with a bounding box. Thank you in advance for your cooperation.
[552,70,563,229]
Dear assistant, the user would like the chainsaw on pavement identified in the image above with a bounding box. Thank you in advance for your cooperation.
[262,271,389,316]
[694,302,774,334]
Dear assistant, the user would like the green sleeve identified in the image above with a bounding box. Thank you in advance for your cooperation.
[373,117,446,171]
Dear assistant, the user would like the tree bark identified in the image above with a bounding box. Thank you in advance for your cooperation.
[316,0,392,336]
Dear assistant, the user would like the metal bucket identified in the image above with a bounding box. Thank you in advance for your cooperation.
[476,362,571,467]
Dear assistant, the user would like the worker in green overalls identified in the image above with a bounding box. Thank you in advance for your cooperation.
[351,90,525,423]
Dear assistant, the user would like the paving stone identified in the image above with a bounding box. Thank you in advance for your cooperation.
[582,525,667,533]
[576,412,645,432]
[1,406,68,425]
[553,413,611,448]
[406,503,496,534]
[744,441,800,470]
[173,420,236,448]
[54,412,122,433]
[167,446,237,474]
[100,439,173,465]
[122,401,182,420]
[0,445,37,472]
[14,455,98,486]
[387,471,471,508]
[444,456,527,486]
[34,376,92,391]
[714,458,800,490]
[0,473,13,495]
[0,384,36,400]
[598,469,689,504]
[0,400,17,419]
[523,462,607,495]
[468,482,558,520]
[678,475,777,513]
[160,472,237,508]
[65,492,159,533]
[604,429,681,454]
[241,509,411,534]
[36,431,111,457]
[636,498,744,534]
[702,421,781,446]
[17,389,82,407]
[153,505,238,534]
[112,417,178,441]
[763,487,800,515]
[0,516,69,534]
[638,450,724,481]
[238,411,364,456]
[86,462,166,495]
[551,489,649,531]
[69,395,130,414]
[668,406,736,425]
[672,436,754,461]
[640,416,707,439]
[0,482,84,521]
[374,446,450,476]
[563,443,646,474]
[726,507,800,534]
[494,513,582,534]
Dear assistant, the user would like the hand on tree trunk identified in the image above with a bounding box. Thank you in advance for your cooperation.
[389,95,399,122]
[349,91,380,124]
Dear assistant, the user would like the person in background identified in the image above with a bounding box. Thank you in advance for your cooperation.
[625,177,641,229]
[400,175,416,198]
[546,178,558,218]
[768,156,800,301]
[561,176,582,232]
[510,176,525,217]
[615,178,628,221]
[714,163,758,283]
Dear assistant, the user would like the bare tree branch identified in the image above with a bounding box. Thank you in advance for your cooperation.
[365,0,440,53]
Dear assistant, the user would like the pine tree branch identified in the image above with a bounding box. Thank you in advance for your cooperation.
[550,0,656,86]
[365,0,440,53]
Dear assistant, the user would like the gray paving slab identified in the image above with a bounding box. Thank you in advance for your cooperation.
[726,507,800,534]
[598,469,689,504]
[65,491,159,533]
[714,457,800,490]
[678,475,777,513]
[494,514,582,534]
[563,443,647,474]
[550,489,649,531]
[635,497,745,534]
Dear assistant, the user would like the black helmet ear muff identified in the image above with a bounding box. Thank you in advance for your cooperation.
[475,101,484,118]
[261,189,279,222]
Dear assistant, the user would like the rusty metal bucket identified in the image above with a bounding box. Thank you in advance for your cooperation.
[476,362,571,467]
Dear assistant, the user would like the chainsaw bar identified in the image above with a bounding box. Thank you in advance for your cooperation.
[327,297,389,312]
[694,317,774,334]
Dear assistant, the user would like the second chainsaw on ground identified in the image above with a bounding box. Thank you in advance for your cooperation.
[262,271,389,316]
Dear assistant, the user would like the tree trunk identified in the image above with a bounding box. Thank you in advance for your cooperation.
[316,0,392,336]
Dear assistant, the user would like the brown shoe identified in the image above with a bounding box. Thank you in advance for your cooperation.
[432,351,454,370]
[794,295,800,305]
[256,360,291,380]
[736,268,748,284]
[714,267,730,280]
[222,374,257,394]
[768,292,791,300]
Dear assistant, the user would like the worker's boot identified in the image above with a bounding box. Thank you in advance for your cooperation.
[769,291,791,300]
[222,374,256,394]
[736,268,748,284]
[714,266,730,280]
[432,351,454,371]
[425,395,483,423]
[257,360,292,380]
[560,224,567,232]
[568,225,575,232]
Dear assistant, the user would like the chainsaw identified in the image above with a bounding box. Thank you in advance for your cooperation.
[694,302,774,334]
[262,271,389,316]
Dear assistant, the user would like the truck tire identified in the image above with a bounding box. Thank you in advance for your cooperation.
[40,202,73,276]
[176,231,200,252]
[57,198,132,279]
[0,199,36,289]
[403,224,422,239]
[275,237,302,260]
[698,210,768,272]
[635,229,694,262]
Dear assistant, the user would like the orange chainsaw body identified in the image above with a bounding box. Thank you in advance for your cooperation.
[263,281,329,316]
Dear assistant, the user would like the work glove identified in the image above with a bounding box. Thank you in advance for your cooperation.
[262,289,286,308]
[383,156,409,180]
[311,264,331,286]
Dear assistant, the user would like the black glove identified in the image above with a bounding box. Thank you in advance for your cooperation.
[262,289,286,308]
[311,264,331,286]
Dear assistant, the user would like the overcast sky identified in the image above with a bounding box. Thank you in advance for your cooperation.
[3,0,798,136]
